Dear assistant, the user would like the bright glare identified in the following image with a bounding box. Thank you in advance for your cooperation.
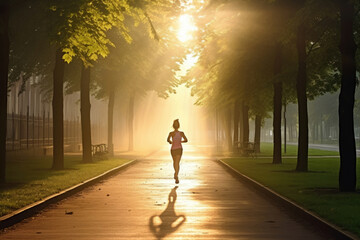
[176,52,199,80]
[177,14,198,42]
[127,85,212,152]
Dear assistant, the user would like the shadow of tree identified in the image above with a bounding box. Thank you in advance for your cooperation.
[149,186,186,240]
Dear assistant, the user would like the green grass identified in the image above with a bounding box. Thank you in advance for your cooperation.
[258,142,339,156]
[0,155,131,217]
[222,155,360,237]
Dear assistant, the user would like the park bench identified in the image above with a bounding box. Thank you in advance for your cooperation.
[236,141,257,157]
[42,146,53,156]
[91,143,108,157]
[42,144,70,156]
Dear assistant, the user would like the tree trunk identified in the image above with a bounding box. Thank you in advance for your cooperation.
[283,103,287,153]
[273,44,282,164]
[241,103,250,156]
[80,65,92,162]
[311,123,315,143]
[52,48,65,170]
[0,4,9,183]
[239,103,244,144]
[107,89,115,156]
[215,109,219,150]
[289,124,293,142]
[242,102,249,144]
[338,0,357,192]
[320,114,323,144]
[128,90,135,151]
[254,115,261,153]
[233,100,240,151]
[296,23,309,172]
[226,108,232,151]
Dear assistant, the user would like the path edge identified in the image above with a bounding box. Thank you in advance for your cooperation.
[218,159,358,240]
[0,159,137,230]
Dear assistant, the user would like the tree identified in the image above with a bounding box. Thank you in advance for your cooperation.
[254,115,262,153]
[241,102,249,147]
[92,8,181,151]
[272,43,283,164]
[80,66,92,162]
[185,0,281,153]
[50,0,136,163]
[1,1,57,176]
[52,48,65,168]
[107,89,115,155]
[295,21,309,171]
[338,0,357,192]
[248,84,272,153]
[233,100,240,151]
[0,3,10,183]
[279,0,341,171]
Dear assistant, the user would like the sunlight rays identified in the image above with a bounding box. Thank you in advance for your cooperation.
[175,53,199,80]
[177,14,198,43]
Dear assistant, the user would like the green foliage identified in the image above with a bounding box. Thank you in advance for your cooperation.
[91,1,183,101]
[8,1,54,93]
[286,0,341,99]
[355,1,360,74]
[56,0,181,97]
[49,0,178,67]
[308,92,338,127]
[184,0,355,126]
[49,0,133,66]
[185,0,282,118]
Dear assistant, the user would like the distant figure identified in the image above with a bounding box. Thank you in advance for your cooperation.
[167,119,188,184]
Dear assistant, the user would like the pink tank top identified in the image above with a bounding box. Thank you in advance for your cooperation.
[171,131,182,150]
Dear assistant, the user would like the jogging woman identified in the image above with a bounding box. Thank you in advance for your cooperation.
[167,119,188,184]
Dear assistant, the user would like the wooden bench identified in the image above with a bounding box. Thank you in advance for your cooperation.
[42,145,70,156]
[91,144,108,157]
[42,146,53,156]
[236,141,257,157]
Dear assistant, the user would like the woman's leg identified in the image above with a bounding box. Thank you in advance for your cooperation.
[171,151,178,178]
[173,155,180,178]
[174,149,183,177]
[171,150,176,177]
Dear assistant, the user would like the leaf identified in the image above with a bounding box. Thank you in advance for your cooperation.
[62,53,72,63]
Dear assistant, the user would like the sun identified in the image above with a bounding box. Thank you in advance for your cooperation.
[177,14,198,43]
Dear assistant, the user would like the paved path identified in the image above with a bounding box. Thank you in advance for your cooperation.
[1,146,334,239]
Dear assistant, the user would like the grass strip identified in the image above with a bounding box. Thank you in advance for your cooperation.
[0,155,131,217]
[222,155,360,237]
[258,142,339,156]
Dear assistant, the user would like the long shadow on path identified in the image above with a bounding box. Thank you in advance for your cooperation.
[149,186,186,240]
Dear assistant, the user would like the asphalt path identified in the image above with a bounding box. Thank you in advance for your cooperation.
[1,145,336,239]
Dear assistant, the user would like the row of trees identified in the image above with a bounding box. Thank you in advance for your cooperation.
[0,0,186,183]
[185,0,359,191]
[1,0,359,193]
[288,90,360,145]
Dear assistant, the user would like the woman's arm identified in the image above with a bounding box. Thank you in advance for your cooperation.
[181,132,188,143]
[167,132,172,144]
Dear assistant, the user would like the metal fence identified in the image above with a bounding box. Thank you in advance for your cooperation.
[6,111,81,151]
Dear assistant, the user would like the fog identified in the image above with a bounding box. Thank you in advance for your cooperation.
[108,85,213,152]
[61,83,214,154]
